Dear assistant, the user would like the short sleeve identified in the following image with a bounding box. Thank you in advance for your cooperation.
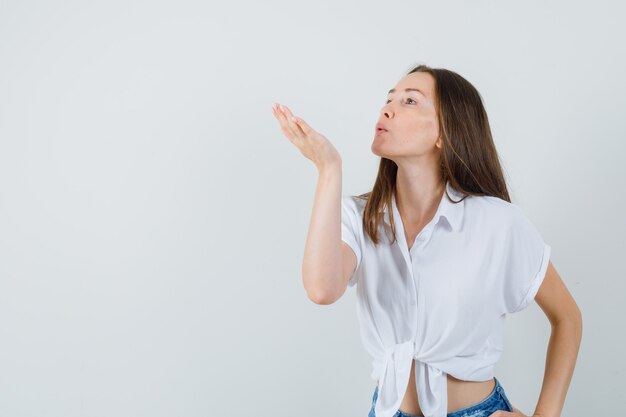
[341,195,363,287]
[502,206,551,314]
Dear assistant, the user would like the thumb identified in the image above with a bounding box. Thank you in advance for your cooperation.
[511,406,525,416]
[294,116,313,135]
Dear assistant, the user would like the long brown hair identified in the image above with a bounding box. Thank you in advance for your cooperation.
[356,64,511,246]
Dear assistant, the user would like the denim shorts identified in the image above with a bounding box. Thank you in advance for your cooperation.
[368,376,514,417]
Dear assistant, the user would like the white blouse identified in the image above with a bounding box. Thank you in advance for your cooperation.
[341,180,551,417]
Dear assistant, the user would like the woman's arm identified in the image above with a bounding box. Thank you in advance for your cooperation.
[529,261,583,417]
[271,103,345,304]
[301,165,344,304]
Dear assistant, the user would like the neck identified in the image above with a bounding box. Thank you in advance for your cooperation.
[395,172,445,225]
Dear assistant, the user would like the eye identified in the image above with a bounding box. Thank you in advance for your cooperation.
[385,98,417,105]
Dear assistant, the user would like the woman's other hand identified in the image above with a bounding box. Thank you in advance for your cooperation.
[272,102,341,171]
[487,405,532,417]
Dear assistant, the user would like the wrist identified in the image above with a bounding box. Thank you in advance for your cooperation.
[317,160,342,175]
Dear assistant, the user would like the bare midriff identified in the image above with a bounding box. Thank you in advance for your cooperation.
[396,359,497,416]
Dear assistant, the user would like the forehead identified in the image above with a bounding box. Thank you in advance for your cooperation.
[390,71,435,97]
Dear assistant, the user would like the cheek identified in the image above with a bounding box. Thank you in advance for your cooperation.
[411,114,439,137]
[423,112,439,131]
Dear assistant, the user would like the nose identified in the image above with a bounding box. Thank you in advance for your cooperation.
[380,102,394,118]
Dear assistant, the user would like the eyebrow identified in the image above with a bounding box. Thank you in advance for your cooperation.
[387,88,426,97]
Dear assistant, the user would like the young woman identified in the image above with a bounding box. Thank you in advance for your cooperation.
[271,64,582,417]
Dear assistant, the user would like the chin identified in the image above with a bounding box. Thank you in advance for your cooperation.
[371,141,384,157]
[371,142,392,158]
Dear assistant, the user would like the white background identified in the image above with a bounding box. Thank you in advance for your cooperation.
[0,1,624,416]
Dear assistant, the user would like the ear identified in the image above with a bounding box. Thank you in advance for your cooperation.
[435,136,442,149]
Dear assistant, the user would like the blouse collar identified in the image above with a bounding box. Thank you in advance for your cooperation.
[384,179,466,232]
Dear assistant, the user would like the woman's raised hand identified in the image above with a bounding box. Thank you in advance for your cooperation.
[272,103,342,171]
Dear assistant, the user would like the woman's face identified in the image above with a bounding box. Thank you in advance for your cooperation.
[371,71,442,160]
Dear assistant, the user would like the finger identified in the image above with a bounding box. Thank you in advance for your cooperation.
[273,103,289,123]
[280,104,308,137]
[278,104,305,138]
[273,103,297,136]
[274,103,304,143]
[486,411,509,417]
[292,115,312,135]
